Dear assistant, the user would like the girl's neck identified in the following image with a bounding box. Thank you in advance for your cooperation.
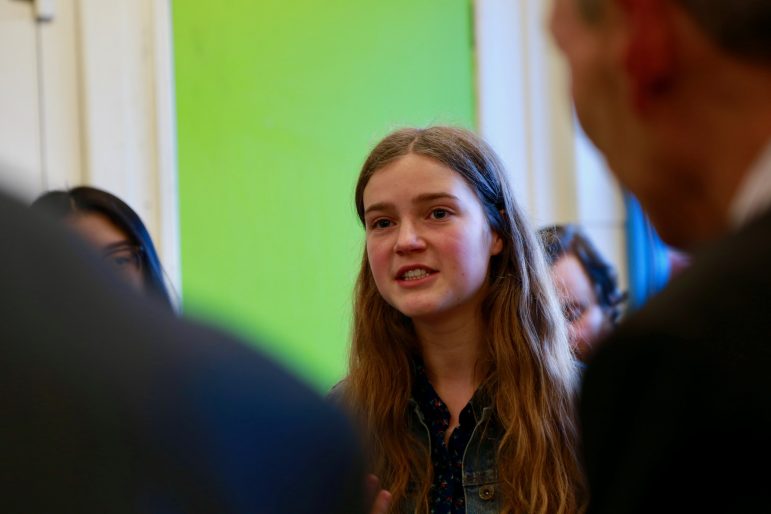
[414,311,486,389]
[414,312,487,441]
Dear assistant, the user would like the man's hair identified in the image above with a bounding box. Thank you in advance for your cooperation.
[580,0,771,63]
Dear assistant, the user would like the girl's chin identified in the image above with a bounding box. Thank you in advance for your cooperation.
[390,302,437,319]
[394,304,450,323]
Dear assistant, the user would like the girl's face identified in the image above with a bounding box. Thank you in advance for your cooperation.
[362,154,503,324]
[66,212,145,292]
[550,253,610,361]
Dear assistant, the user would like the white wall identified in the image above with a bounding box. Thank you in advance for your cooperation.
[77,0,180,297]
[0,0,44,196]
[474,0,627,289]
[0,0,180,298]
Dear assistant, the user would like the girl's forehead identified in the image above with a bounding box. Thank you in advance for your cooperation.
[363,155,474,204]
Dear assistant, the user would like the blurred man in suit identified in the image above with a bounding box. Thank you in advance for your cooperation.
[549,0,771,512]
[0,190,364,513]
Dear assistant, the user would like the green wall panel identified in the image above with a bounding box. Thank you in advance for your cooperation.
[173,0,475,390]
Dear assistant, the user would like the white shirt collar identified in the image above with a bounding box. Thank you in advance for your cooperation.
[729,138,771,229]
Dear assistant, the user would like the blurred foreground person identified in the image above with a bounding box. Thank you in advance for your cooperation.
[550,0,771,512]
[32,186,173,309]
[538,224,624,362]
[0,190,364,513]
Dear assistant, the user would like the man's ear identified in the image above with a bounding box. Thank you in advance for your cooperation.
[621,0,676,113]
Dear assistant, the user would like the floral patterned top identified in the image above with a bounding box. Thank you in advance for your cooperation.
[413,362,477,514]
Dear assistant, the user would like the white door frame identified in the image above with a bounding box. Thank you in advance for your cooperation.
[38,0,181,296]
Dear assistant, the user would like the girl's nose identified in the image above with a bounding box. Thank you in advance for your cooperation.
[394,221,426,254]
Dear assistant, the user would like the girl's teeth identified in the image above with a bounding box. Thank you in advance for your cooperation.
[403,269,430,280]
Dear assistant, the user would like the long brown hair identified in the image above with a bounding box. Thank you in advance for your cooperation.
[346,126,586,513]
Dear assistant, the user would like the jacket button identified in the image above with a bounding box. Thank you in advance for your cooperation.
[479,484,495,501]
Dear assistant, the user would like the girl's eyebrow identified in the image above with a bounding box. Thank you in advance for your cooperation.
[413,192,459,204]
[363,201,393,216]
[364,193,459,216]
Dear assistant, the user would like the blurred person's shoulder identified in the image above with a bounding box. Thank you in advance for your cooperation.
[584,205,771,394]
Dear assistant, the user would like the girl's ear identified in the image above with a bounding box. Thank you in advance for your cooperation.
[490,209,505,256]
[490,230,504,256]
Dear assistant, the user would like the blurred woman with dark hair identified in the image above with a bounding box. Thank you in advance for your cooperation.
[32,186,174,310]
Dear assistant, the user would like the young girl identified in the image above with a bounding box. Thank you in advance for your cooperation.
[339,127,586,514]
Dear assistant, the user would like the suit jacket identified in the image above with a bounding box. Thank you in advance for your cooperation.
[0,192,364,513]
[580,207,771,513]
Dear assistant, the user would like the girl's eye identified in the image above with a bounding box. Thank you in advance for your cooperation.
[371,218,393,230]
[430,208,450,220]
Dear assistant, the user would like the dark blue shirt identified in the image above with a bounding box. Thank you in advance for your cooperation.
[413,363,477,514]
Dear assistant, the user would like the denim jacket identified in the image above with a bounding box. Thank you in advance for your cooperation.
[329,382,502,514]
[403,396,501,514]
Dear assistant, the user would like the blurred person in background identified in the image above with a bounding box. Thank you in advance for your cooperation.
[31,186,173,310]
[538,224,624,362]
